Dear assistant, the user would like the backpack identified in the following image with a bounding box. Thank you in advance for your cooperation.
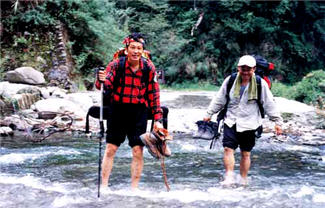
[253,55,275,89]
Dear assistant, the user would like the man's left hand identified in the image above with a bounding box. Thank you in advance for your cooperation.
[154,121,163,130]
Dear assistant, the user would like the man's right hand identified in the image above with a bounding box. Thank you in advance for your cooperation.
[98,70,106,82]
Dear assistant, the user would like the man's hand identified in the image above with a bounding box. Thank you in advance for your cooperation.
[275,124,282,135]
[98,70,106,82]
[203,117,211,122]
[154,121,163,130]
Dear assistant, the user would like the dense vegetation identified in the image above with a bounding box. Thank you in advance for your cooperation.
[1,0,324,105]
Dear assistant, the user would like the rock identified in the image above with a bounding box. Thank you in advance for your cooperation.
[32,98,86,119]
[0,99,5,109]
[38,111,57,120]
[17,86,42,96]
[40,87,67,99]
[5,67,45,85]
[66,93,93,112]
[36,56,47,65]
[0,126,13,136]
[275,97,315,114]
[0,115,33,130]
[20,109,39,119]
[11,93,41,110]
[0,81,41,97]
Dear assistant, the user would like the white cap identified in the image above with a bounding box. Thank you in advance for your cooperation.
[237,55,256,67]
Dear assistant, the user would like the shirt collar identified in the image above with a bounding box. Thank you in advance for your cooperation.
[125,57,144,70]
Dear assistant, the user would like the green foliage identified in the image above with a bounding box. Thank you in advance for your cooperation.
[1,0,127,80]
[271,81,294,99]
[290,70,325,105]
[1,0,324,92]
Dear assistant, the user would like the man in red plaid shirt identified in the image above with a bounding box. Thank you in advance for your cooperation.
[97,33,163,189]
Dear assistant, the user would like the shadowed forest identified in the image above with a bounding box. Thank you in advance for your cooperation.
[1,0,324,106]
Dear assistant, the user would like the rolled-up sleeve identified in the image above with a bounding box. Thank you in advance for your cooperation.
[205,76,229,118]
[261,79,283,125]
[95,60,118,91]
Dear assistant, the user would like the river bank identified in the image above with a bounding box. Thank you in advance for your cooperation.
[1,81,324,145]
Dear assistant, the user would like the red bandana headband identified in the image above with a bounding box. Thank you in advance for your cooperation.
[122,37,145,46]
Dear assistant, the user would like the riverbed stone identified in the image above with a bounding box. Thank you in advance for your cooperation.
[66,93,93,112]
[5,67,45,85]
[32,98,86,119]
[0,82,41,97]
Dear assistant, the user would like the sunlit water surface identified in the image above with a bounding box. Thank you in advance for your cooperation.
[1,132,325,208]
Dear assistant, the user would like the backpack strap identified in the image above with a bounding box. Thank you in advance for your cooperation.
[225,73,237,107]
[255,75,265,118]
[217,73,237,121]
[116,57,126,103]
[141,57,151,100]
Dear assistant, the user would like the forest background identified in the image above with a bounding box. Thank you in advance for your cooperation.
[1,0,324,107]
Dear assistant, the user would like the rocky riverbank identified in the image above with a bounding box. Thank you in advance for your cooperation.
[0,81,324,146]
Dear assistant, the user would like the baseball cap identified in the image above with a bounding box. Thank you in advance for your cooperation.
[237,55,256,67]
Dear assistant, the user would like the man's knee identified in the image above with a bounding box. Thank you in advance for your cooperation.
[224,147,234,155]
[132,146,143,159]
[241,151,251,159]
[105,144,118,157]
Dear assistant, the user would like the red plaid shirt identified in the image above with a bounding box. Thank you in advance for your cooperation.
[96,58,162,121]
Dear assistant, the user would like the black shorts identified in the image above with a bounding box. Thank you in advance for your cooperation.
[106,103,147,147]
[223,124,256,152]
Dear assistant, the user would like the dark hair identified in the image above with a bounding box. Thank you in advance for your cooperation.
[127,32,146,48]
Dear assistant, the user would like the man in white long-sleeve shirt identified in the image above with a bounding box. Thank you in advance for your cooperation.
[203,55,282,185]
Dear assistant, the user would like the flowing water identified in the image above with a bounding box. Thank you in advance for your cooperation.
[1,131,325,208]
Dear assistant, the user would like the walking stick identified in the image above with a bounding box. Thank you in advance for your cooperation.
[97,81,104,198]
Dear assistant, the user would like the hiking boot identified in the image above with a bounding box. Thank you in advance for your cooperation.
[140,133,162,159]
[151,132,171,157]
[160,140,171,157]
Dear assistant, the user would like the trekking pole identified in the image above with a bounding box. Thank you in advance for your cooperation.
[97,69,105,198]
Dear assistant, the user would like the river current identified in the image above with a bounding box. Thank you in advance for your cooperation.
[1,130,325,208]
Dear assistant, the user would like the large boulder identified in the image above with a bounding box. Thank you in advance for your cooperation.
[66,93,93,112]
[5,67,45,85]
[0,82,41,97]
[32,98,86,120]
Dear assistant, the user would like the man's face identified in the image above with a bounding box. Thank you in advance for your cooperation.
[238,65,255,81]
[126,41,144,62]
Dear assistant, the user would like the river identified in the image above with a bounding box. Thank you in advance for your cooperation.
[1,130,325,208]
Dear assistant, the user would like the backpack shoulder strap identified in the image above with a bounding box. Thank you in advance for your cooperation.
[217,73,237,121]
[141,58,151,100]
[226,73,237,97]
[141,57,150,85]
[114,57,126,103]
[256,75,265,118]
[225,72,237,108]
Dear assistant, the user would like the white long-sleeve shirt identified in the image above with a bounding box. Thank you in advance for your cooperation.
[205,75,282,132]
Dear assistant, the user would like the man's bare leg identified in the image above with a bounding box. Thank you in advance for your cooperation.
[239,150,251,184]
[101,143,118,187]
[131,145,144,189]
[223,147,235,183]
